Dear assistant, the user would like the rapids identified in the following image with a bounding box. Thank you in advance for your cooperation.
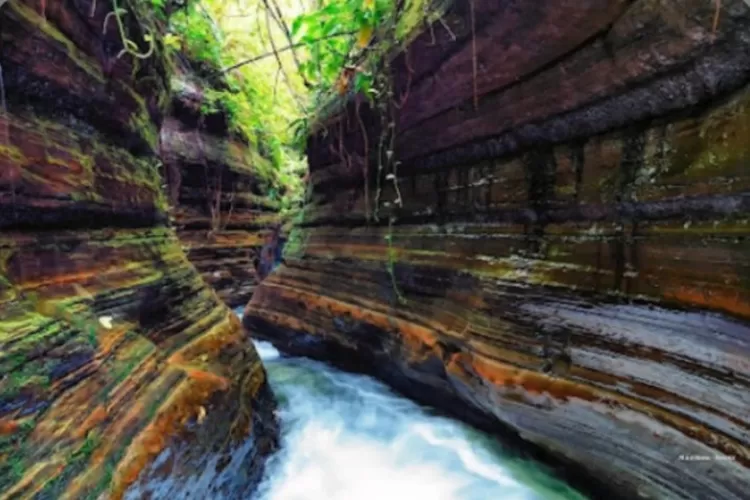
[254,340,586,500]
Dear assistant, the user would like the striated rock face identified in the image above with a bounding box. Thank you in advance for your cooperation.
[245,0,750,498]
[161,74,282,308]
[1,1,276,498]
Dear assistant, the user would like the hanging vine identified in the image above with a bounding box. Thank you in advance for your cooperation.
[281,0,451,303]
[104,0,156,60]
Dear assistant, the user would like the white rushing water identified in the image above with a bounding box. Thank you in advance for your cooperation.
[253,340,587,500]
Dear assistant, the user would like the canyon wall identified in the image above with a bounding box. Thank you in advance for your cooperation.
[245,0,750,498]
[161,72,282,308]
[0,1,276,498]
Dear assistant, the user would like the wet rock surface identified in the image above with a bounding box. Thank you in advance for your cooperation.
[1,1,276,498]
[160,71,282,308]
[245,0,750,498]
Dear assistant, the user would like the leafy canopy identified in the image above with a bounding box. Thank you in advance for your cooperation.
[137,0,438,212]
[157,0,308,209]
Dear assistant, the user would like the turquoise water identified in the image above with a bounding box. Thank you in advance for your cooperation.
[254,340,587,500]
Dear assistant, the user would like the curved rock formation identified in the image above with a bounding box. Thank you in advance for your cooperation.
[161,71,282,308]
[1,1,276,498]
[245,0,750,498]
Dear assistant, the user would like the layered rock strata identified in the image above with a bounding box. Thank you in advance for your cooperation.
[245,0,750,498]
[1,1,276,498]
[161,74,282,308]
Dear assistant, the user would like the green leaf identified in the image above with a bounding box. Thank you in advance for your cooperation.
[320,2,343,17]
[300,26,321,45]
[291,16,306,39]
[163,33,181,50]
[354,72,372,93]
[323,19,342,37]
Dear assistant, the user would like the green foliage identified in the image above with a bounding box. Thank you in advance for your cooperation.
[290,0,439,112]
[149,0,167,14]
[167,1,305,203]
[291,0,396,102]
[134,1,438,217]
[291,0,394,95]
[169,5,224,67]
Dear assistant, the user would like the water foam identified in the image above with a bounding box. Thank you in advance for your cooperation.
[254,340,585,500]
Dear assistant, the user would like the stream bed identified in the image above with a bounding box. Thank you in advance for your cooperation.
[254,340,587,500]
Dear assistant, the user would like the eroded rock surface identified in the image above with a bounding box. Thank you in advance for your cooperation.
[161,71,282,308]
[1,1,276,498]
[245,0,750,498]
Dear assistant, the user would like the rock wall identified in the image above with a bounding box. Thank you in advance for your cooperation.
[245,0,750,498]
[1,1,276,498]
[161,73,282,308]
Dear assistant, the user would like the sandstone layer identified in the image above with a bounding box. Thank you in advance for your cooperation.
[245,0,750,498]
[1,1,276,498]
[161,72,282,308]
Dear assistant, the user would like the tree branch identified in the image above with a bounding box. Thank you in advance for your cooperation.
[221,31,356,74]
[262,0,311,87]
[264,5,305,110]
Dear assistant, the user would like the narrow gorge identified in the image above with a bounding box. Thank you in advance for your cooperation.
[160,67,284,308]
[2,0,750,499]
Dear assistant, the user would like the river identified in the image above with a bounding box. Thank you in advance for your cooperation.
[254,340,587,500]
